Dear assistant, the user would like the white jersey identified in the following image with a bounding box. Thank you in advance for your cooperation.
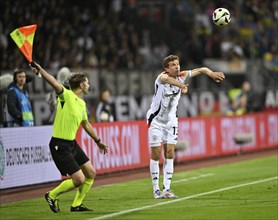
[147,72,189,126]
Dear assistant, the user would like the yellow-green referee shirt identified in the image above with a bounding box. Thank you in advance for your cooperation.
[52,86,88,140]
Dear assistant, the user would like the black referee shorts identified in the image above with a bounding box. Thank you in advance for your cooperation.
[49,137,89,176]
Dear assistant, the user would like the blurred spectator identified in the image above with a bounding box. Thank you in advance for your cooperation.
[0,73,13,127]
[225,81,249,116]
[1,0,277,110]
[263,52,278,89]
[264,52,278,73]
[7,69,34,126]
[95,88,115,122]
[1,0,276,71]
[153,41,170,66]
[225,81,263,115]
[206,33,221,58]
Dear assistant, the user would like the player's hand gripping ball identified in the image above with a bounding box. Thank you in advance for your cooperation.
[212,8,231,26]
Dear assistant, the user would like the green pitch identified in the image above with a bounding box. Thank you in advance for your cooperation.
[1,154,277,220]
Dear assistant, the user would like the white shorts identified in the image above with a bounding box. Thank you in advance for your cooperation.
[148,119,178,147]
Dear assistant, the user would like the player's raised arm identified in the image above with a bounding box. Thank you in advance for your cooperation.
[29,61,63,93]
[158,72,188,93]
[189,67,225,83]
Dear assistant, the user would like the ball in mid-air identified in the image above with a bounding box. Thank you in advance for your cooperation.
[212,8,231,26]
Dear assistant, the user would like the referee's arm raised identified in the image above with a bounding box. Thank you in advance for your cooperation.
[29,61,63,94]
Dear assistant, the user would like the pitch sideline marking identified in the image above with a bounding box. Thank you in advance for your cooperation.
[173,173,215,183]
[88,176,278,220]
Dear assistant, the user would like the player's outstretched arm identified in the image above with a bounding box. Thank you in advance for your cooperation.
[190,67,225,83]
[81,120,108,154]
[158,72,188,93]
[29,62,62,94]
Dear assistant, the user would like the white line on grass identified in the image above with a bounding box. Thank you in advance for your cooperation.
[173,173,215,183]
[88,176,278,220]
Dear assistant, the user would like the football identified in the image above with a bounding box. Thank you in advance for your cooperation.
[212,8,231,26]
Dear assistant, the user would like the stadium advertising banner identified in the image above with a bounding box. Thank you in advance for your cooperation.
[175,112,278,162]
[75,112,277,174]
[0,112,277,189]
[0,126,61,189]
[75,120,150,174]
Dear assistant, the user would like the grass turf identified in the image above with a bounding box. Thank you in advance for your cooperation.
[0,154,277,220]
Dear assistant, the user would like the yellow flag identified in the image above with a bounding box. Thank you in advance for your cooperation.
[10,24,37,62]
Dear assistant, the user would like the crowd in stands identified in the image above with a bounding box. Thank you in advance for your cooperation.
[1,0,276,73]
[1,0,277,126]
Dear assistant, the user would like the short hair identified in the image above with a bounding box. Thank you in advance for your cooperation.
[68,72,88,90]
[13,69,26,83]
[163,55,179,68]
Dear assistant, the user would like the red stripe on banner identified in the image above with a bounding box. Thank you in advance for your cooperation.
[76,121,149,174]
[75,112,278,174]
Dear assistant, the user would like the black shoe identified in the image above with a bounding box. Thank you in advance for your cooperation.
[70,204,93,212]
[45,192,60,213]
